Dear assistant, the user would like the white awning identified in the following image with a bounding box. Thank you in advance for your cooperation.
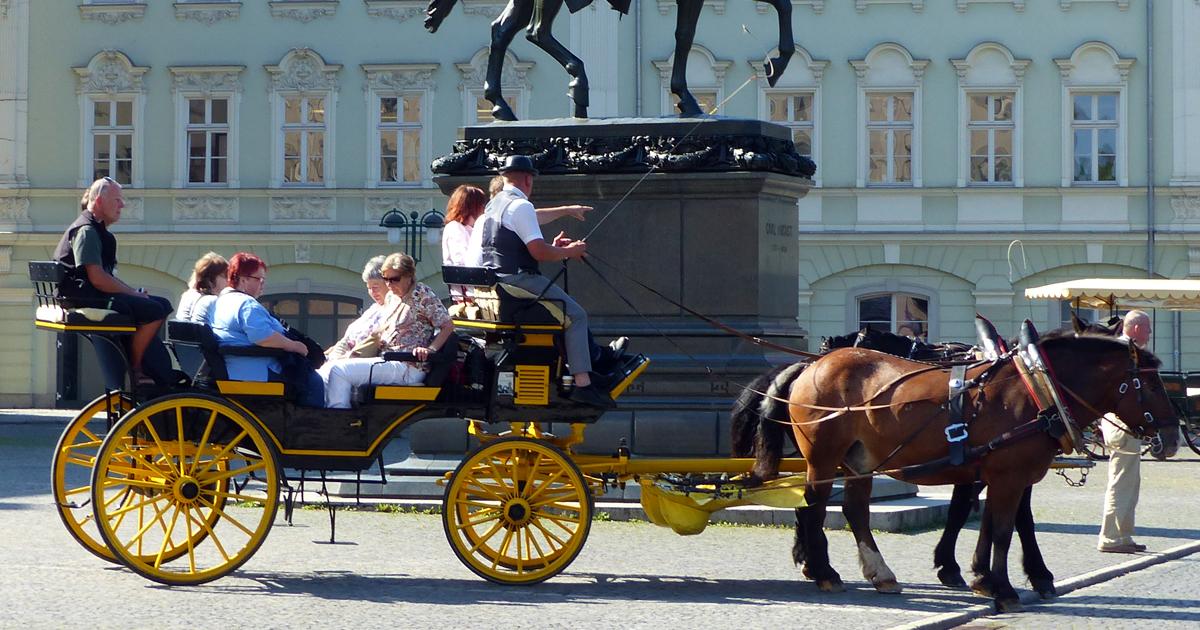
[1023,278,1200,311]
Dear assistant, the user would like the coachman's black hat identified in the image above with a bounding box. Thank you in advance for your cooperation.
[498,155,539,176]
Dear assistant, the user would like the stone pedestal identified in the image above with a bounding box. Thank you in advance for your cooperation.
[431,117,813,457]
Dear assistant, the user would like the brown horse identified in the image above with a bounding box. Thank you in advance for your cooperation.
[784,333,1178,612]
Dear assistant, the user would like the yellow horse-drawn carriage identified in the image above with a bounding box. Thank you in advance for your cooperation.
[35,262,811,586]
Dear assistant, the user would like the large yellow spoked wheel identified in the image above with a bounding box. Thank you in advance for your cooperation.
[443,437,592,585]
[91,394,279,585]
[51,391,133,563]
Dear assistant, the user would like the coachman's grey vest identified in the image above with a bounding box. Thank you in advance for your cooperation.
[478,189,541,275]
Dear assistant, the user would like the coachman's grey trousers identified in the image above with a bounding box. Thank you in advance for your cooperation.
[500,271,591,375]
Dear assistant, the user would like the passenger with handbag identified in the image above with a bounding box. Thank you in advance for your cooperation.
[325,255,390,361]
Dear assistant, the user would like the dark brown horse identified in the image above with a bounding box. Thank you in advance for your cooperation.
[782,334,1176,612]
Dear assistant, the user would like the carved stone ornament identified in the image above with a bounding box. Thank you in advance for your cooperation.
[456,51,533,92]
[956,0,1025,11]
[364,196,430,222]
[294,242,310,263]
[432,123,817,179]
[658,0,724,15]
[461,0,506,19]
[74,50,149,95]
[269,195,336,221]
[1060,0,1128,10]
[0,198,30,223]
[169,66,245,96]
[1171,194,1200,221]
[363,64,438,92]
[173,196,239,222]
[755,1,825,15]
[0,0,9,19]
[78,3,147,25]
[174,2,242,25]
[856,0,924,12]
[122,197,144,222]
[266,49,341,92]
[269,1,338,22]
[364,0,425,22]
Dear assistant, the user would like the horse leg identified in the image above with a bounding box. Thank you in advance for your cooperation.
[800,464,843,592]
[969,501,995,598]
[524,0,588,118]
[934,482,978,589]
[485,0,532,121]
[670,0,704,117]
[752,0,795,86]
[1016,486,1056,598]
[792,507,810,578]
[982,483,1025,613]
[844,477,901,593]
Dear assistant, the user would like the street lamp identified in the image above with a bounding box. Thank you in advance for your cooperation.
[378,208,445,262]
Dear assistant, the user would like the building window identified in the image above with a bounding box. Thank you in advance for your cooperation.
[1071,93,1119,184]
[654,45,731,117]
[90,99,135,184]
[766,92,814,160]
[377,94,423,185]
[671,90,718,117]
[867,92,913,185]
[186,98,230,185]
[457,49,531,125]
[858,292,928,339]
[261,293,362,348]
[282,96,327,185]
[968,93,1015,184]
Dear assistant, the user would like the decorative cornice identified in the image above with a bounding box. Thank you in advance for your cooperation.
[1060,0,1129,10]
[1172,194,1200,221]
[364,196,430,222]
[122,197,144,222]
[0,0,9,20]
[269,195,336,221]
[653,50,733,83]
[0,198,30,223]
[174,2,241,25]
[362,63,439,92]
[856,0,923,12]
[364,0,424,22]
[460,0,505,19]
[657,0,724,15]
[169,65,245,95]
[78,3,146,25]
[266,48,341,92]
[756,1,825,15]
[956,0,1024,11]
[457,51,532,91]
[73,50,149,95]
[269,1,338,22]
[173,196,240,222]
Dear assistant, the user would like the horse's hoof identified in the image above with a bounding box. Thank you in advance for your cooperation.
[995,598,1022,614]
[873,579,903,594]
[490,103,517,122]
[801,565,813,580]
[817,579,845,593]
[1032,581,1057,599]
[970,578,994,599]
[937,569,967,588]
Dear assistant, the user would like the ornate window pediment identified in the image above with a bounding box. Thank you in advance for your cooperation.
[73,50,148,95]
[951,43,1029,188]
[78,3,146,24]
[364,0,426,22]
[653,45,732,116]
[269,0,338,22]
[267,49,340,188]
[174,2,242,25]
[266,48,342,92]
[457,48,532,123]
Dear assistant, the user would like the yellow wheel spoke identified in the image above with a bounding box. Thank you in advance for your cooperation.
[105,492,169,519]
[492,528,515,572]
[466,520,506,554]
[197,430,249,476]
[530,518,567,550]
[198,496,255,538]
[528,489,580,508]
[461,479,507,502]
[119,497,172,555]
[137,417,173,470]
[534,510,582,536]
[65,438,103,452]
[525,527,547,560]
[64,484,91,497]
[80,426,103,444]
[185,504,231,562]
[100,474,169,492]
[189,410,219,476]
[176,407,187,475]
[201,460,265,485]
[65,455,97,468]
[112,445,171,478]
[524,451,543,496]
[154,508,184,570]
[523,469,565,504]
[457,509,502,530]
[459,499,504,510]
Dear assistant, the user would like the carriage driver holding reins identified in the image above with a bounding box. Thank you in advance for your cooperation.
[468,155,617,409]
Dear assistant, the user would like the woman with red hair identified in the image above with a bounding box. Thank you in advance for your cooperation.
[210,252,324,407]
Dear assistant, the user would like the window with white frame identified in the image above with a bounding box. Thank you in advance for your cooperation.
[74,51,147,188]
[866,92,913,185]
[457,49,531,125]
[90,99,135,185]
[766,92,815,160]
[858,292,929,339]
[363,64,436,188]
[266,49,340,189]
[378,94,422,185]
[654,45,731,116]
[968,93,1015,184]
[1071,92,1119,184]
[471,92,521,125]
[186,98,230,185]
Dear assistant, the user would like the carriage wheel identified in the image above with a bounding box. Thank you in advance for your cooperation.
[1184,418,1200,457]
[91,394,279,585]
[443,437,592,585]
[51,392,133,563]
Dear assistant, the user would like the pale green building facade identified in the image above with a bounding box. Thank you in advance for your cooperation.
[1,0,1199,406]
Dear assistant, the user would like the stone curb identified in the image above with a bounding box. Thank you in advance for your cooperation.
[887,539,1200,630]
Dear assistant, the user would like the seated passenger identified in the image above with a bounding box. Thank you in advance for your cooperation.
[176,252,228,324]
[210,252,324,407]
[319,253,454,408]
[442,185,488,306]
[326,255,390,361]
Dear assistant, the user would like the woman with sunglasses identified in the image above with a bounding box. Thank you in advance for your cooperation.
[319,252,454,408]
[210,252,324,407]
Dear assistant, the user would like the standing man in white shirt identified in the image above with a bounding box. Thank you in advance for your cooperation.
[1098,309,1151,553]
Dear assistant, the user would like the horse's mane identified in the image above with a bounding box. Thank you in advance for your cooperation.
[1039,332,1161,369]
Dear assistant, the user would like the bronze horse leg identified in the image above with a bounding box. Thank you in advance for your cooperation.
[754,0,795,86]
[485,0,534,121]
[526,0,589,118]
[669,0,705,117]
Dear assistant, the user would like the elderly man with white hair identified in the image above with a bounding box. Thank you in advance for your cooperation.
[1097,309,1151,553]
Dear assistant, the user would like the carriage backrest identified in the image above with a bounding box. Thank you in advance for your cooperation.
[166,320,228,383]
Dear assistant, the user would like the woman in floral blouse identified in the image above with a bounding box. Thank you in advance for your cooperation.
[319,252,453,408]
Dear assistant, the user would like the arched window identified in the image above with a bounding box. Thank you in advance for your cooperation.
[260,293,363,347]
[857,291,929,339]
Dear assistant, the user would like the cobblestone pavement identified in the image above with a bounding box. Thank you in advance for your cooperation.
[2,419,1198,629]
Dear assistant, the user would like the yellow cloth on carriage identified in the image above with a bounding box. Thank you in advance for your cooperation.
[637,475,808,536]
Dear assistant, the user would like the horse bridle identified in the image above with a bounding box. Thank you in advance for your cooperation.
[1059,342,1169,441]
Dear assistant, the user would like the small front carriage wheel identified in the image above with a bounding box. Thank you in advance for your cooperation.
[443,437,592,585]
[90,394,279,585]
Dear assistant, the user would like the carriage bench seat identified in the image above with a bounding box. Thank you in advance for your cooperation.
[29,261,136,333]
[442,265,567,331]
[355,347,457,404]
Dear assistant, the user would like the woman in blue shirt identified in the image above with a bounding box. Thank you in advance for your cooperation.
[210,252,323,407]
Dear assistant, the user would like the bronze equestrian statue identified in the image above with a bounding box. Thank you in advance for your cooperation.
[425,0,796,120]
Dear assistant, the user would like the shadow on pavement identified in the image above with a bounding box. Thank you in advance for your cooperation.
[1032,522,1200,540]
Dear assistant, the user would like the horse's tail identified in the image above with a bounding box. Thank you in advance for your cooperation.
[732,362,809,482]
[424,0,460,33]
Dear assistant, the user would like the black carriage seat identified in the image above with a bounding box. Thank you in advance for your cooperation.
[166,320,292,398]
[356,338,463,404]
[29,261,135,333]
[441,265,567,330]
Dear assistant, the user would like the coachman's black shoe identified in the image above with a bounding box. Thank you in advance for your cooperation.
[570,384,616,409]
